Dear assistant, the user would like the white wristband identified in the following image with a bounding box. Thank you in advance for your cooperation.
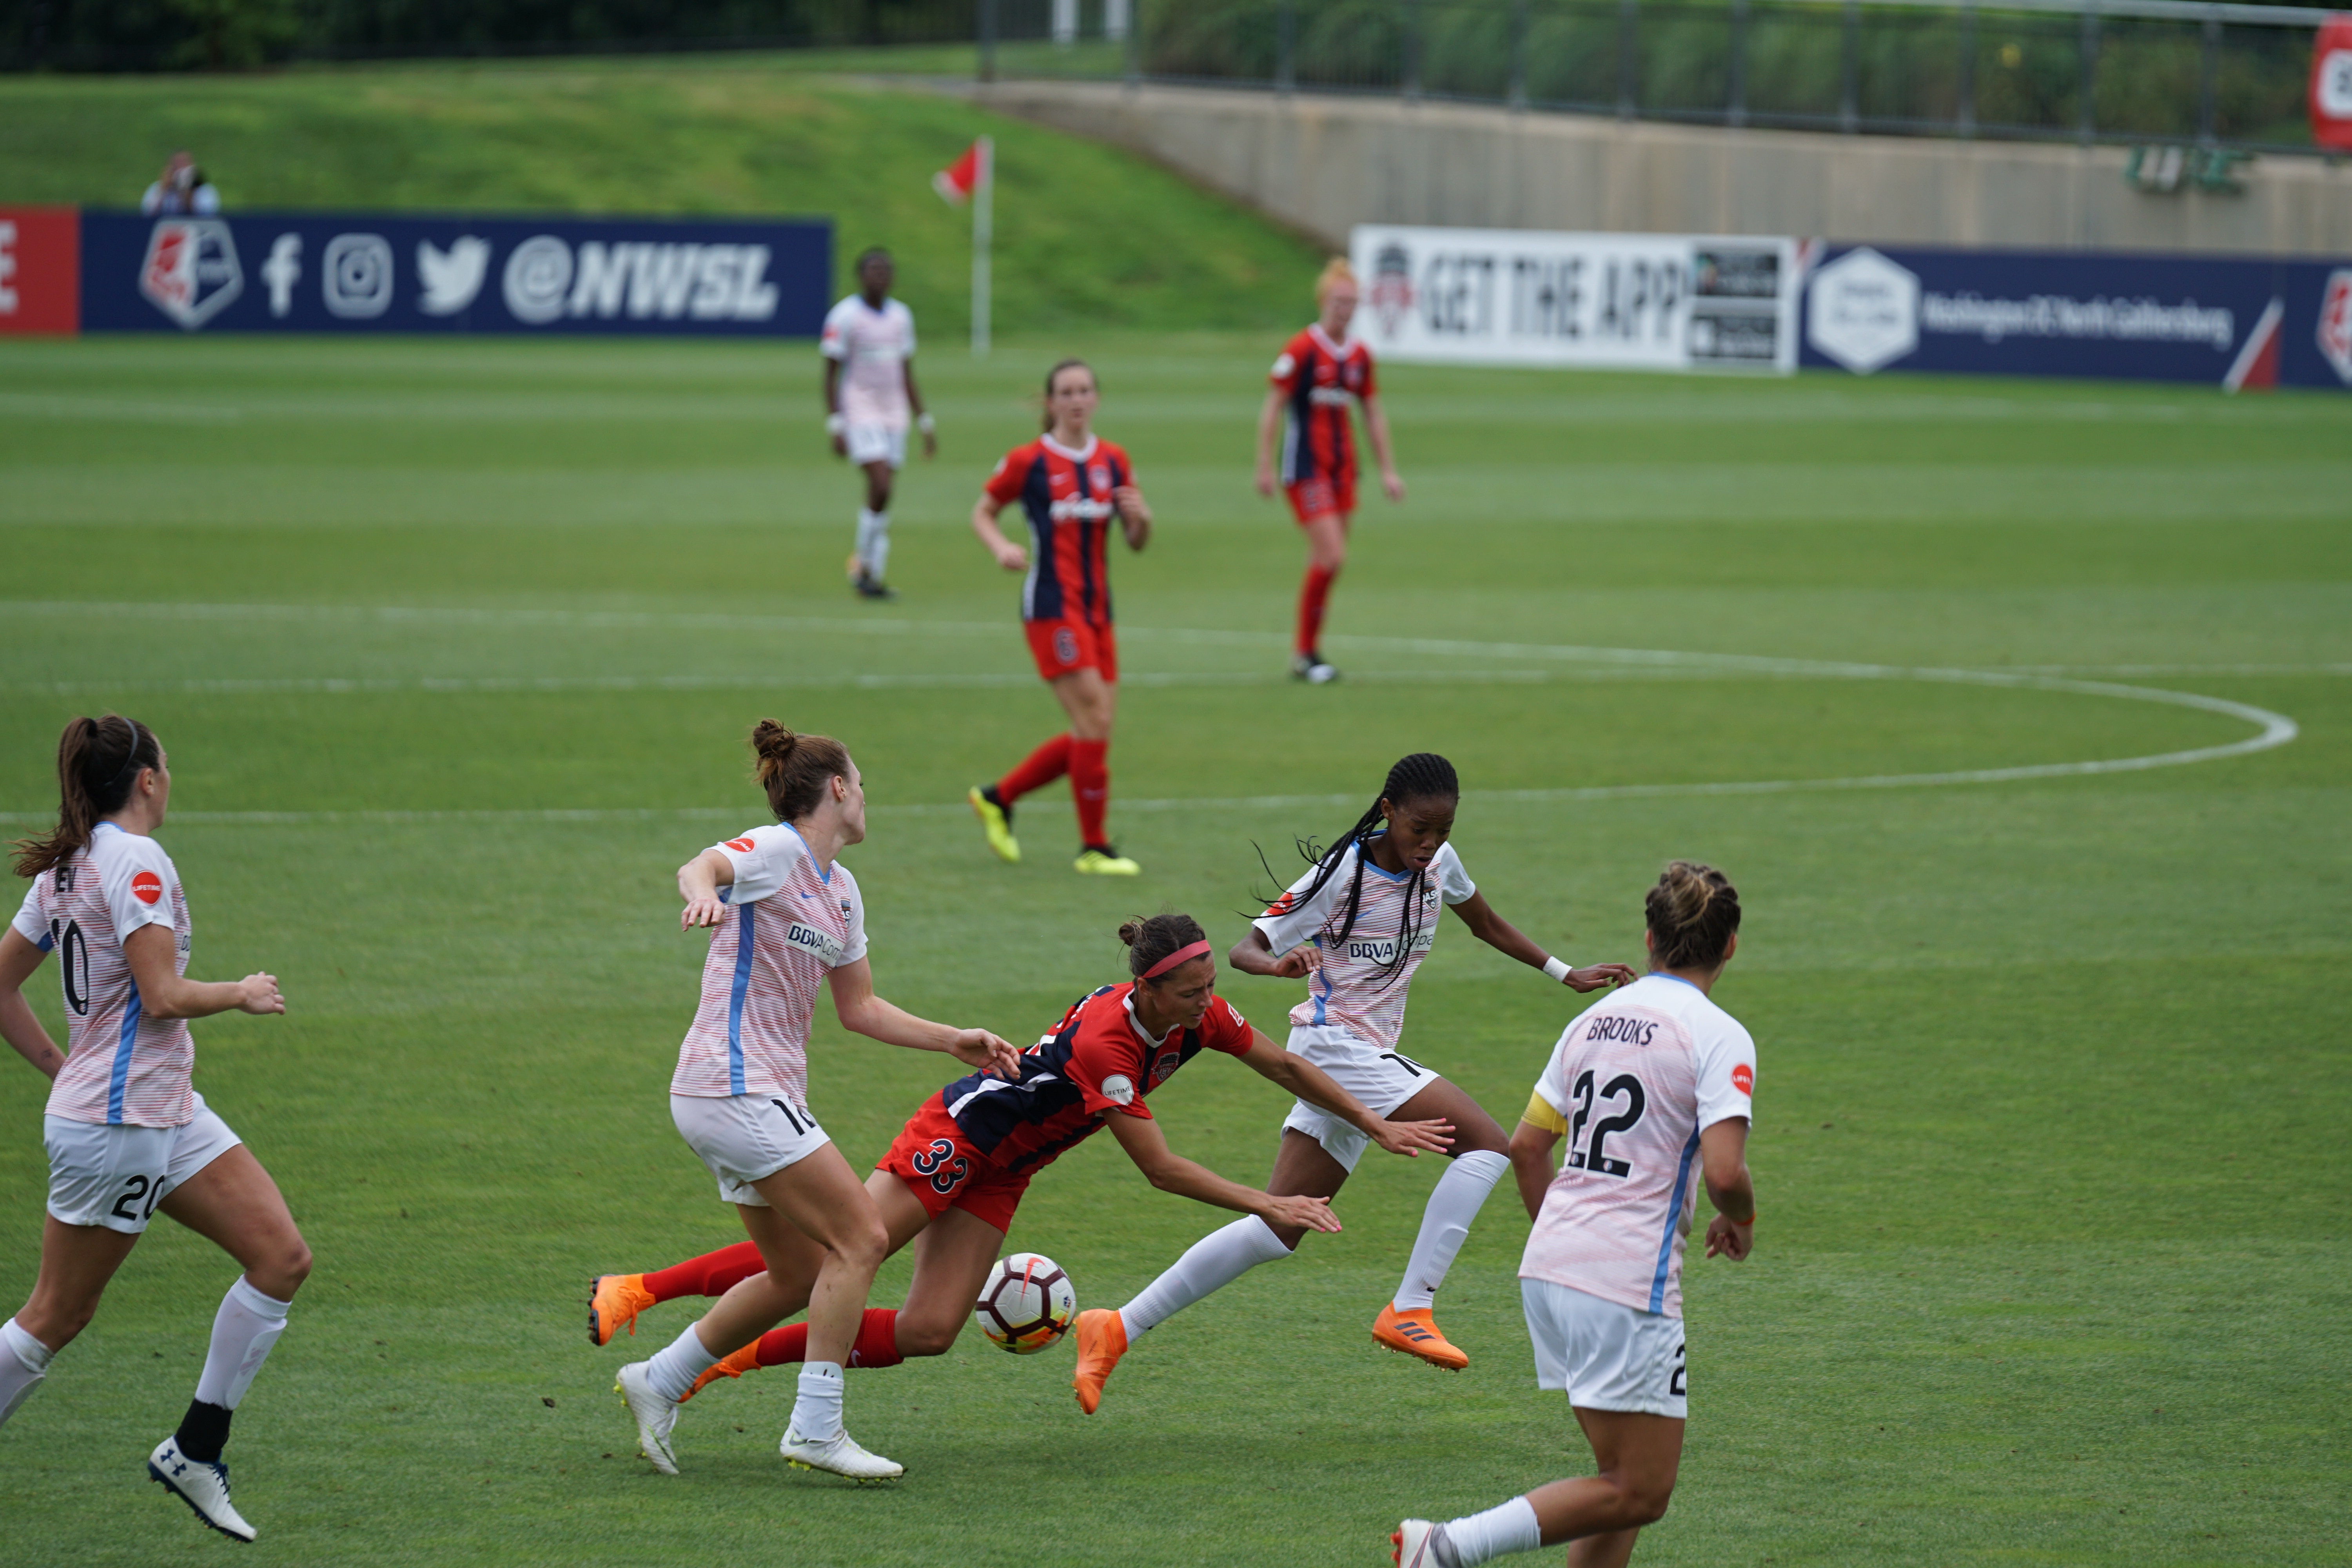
[824,413,846,436]
[916,412,936,434]
[1543,956,1573,984]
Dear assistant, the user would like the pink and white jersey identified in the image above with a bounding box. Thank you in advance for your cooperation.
[820,294,915,427]
[1519,973,1756,1319]
[670,823,868,1105]
[9,822,195,1128]
[1252,837,1476,1053]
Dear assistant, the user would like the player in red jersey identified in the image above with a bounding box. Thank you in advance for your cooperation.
[586,913,1452,1410]
[1256,258,1405,685]
[965,359,1152,877]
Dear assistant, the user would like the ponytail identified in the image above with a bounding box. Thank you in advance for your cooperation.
[748,720,853,824]
[11,715,160,878]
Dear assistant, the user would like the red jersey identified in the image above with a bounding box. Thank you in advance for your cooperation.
[1271,325,1376,486]
[984,433,1136,627]
[932,982,1254,1176]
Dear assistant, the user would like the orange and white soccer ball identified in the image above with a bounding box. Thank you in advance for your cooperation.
[972,1252,1078,1354]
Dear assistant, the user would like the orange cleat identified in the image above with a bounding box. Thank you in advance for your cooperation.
[1071,1308,1128,1415]
[588,1274,656,1347]
[681,1339,761,1403]
[1371,1303,1468,1371]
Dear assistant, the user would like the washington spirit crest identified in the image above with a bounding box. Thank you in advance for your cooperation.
[1370,242,1416,337]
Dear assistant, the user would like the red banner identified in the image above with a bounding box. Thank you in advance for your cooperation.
[0,207,80,335]
[2315,13,2352,152]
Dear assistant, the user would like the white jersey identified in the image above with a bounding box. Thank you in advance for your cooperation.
[671,823,868,1105]
[1519,973,1756,1319]
[1252,837,1476,1054]
[820,294,915,427]
[10,822,196,1128]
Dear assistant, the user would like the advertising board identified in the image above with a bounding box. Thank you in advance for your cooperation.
[0,207,81,336]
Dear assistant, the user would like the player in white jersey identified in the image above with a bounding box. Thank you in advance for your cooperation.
[0,715,309,1544]
[822,247,933,601]
[1070,753,1637,1412]
[612,719,1017,1483]
[1394,861,1757,1568]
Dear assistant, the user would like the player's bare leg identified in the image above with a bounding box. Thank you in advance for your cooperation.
[876,1191,1002,1359]
[1394,1410,1679,1568]
[1375,1078,1510,1371]
[1293,512,1348,683]
[1048,667,1135,874]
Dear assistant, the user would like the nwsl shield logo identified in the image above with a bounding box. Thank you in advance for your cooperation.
[140,220,243,329]
[2319,271,2352,384]
[1370,242,1415,338]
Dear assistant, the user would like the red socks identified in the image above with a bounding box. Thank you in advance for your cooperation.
[1297,564,1338,656]
[1069,738,1110,847]
[997,733,1072,805]
[643,1241,768,1304]
[753,1308,904,1369]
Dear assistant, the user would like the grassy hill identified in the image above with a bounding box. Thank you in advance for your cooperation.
[0,48,1323,336]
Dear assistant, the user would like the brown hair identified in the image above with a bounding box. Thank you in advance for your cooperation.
[1118,911,1208,981]
[11,715,162,878]
[749,720,852,824]
[1041,358,1094,432]
[1644,860,1740,971]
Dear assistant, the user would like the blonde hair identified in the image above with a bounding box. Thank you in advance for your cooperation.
[1314,257,1357,307]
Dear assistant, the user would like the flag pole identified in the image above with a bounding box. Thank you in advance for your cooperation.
[972,135,993,359]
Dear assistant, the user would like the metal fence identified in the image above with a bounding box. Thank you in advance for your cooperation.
[979,0,2338,154]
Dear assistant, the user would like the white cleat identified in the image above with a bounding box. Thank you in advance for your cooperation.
[615,1361,681,1475]
[780,1426,904,1482]
[148,1436,257,1543]
[1392,1518,1445,1568]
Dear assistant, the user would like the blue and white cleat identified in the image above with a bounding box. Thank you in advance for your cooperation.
[615,1360,681,1475]
[780,1425,903,1482]
[148,1435,257,1542]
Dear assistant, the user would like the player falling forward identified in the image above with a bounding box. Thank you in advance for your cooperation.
[1395,863,1757,1568]
[1255,257,1405,685]
[588,913,1449,1404]
[965,358,1152,877]
[822,246,934,601]
[0,716,310,1543]
[612,720,1017,1483]
[1071,753,1636,1413]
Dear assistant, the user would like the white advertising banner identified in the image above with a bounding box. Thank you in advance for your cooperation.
[1349,225,1799,373]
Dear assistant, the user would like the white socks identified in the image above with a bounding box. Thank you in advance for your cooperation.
[193,1278,290,1411]
[1393,1150,1510,1313]
[0,1318,50,1428]
[1118,1215,1294,1340]
[1438,1495,1542,1566]
[790,1361,845,1442]
[645,1321,721,1403]
[855,509,891,580]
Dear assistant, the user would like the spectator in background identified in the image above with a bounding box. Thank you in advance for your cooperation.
[140,152,219,216]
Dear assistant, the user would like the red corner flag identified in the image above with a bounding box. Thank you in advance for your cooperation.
[933,137,994,356]
[933,141,983,204]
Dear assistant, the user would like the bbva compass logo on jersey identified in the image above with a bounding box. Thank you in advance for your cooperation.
[140,220,243,330]
[784,921,847,965]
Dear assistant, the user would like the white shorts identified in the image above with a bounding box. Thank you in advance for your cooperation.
[671,1092,831,1206]
[1521,1277,1688,1418]
[1279,1024,1442,1171]
[44,1092,243,1235]
[844,422,907,468]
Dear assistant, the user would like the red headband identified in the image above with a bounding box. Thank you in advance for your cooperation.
[1140,940,1212,979]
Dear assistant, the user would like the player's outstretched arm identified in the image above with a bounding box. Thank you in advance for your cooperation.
[1447,892,1637,994]
[123,923,281,1021]
[677,846,734,929]
[1508,1115,1564,1220]
[1236,1030,1452,1158]
[1103,1110,1341,1233]
[0,927,65,1080]
[1363,394,1405,501]
[1700,1117,1756,1261]
[823,958,1021,1077]
[971,493,1028,572]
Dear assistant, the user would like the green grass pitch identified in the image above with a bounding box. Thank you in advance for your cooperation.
[0,324,2347,1568]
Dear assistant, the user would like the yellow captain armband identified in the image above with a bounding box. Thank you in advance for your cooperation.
[1521,1092,1569,1135]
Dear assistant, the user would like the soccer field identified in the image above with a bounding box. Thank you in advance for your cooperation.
[0,334,2345,1566]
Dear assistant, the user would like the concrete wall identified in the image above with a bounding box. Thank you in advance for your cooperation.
[974,80,2352,258]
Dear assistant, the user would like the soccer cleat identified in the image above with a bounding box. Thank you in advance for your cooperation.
[845,551,864,584]
[148,1436,257,1543]
[1372,1303,1469,1371]
[1071,1308,1128,1414]
[1291,652,1339,684]
[1073,846,1141,877]
[780,1427,904,1482]
[588,1273,656,1346]
[1393,1519,1446,1568]
[681,1339,760,1403]
[615,1361,681,1475]
[968,785,1021,864]
[853,573,899,601]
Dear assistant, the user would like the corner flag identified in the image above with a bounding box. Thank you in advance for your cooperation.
[935,136,993,357]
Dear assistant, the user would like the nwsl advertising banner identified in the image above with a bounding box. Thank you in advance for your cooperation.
[1803,244,2352,390]
[52,211,829,336]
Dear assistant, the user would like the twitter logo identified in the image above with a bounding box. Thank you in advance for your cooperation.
[417,237,490,316]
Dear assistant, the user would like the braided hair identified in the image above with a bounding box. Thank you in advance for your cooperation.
[1256,753,1460,991]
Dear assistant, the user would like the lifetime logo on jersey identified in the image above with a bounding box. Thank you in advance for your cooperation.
[984,433,1135,626]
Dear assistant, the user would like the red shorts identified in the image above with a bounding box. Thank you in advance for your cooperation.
[877,1098,1030,1234]
[1023,617,1118,684]
[1285,472,1356,525]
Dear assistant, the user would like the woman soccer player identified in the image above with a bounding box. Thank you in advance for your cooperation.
[1394,862,1756,1568]
[0,716,309,1543]
[1069,753,1637,1414]
[586,913,1450,1412]
[965,358,1152,877]
[611,720,1019,1483]
[822,246,934,601]
[1255,257,1405,685]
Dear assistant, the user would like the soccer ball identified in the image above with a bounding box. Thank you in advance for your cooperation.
[972,1252,1078,1354]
